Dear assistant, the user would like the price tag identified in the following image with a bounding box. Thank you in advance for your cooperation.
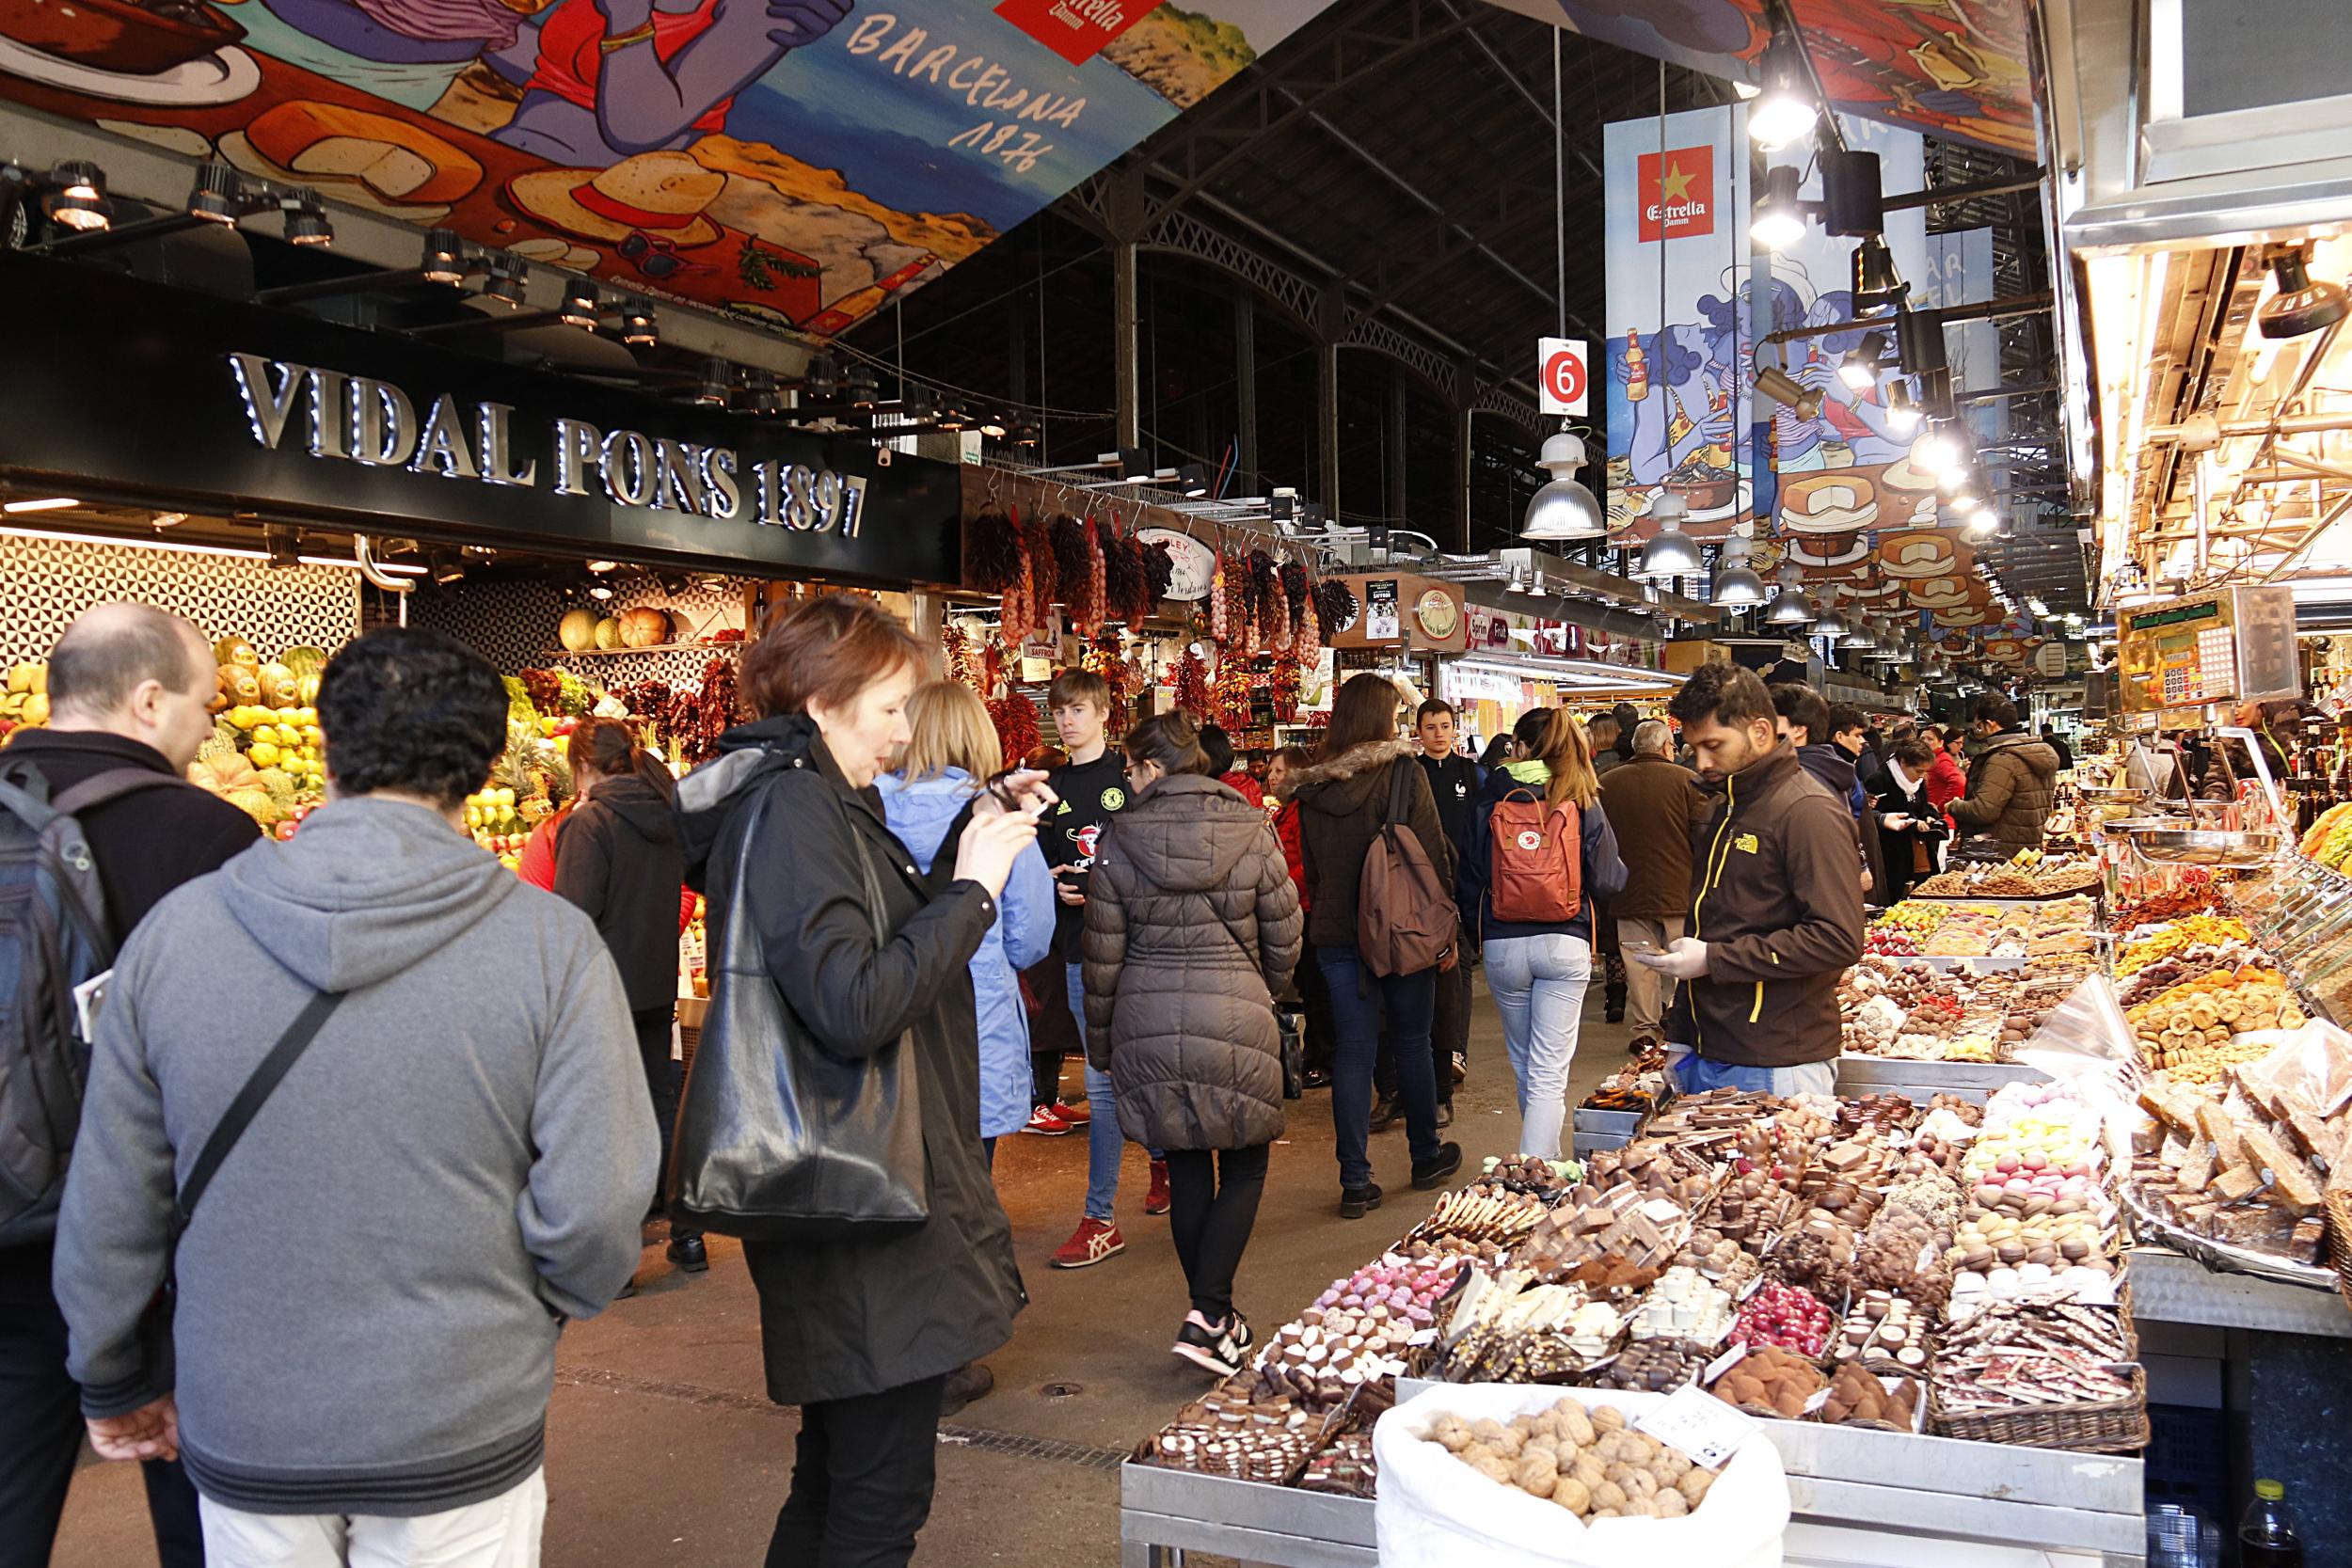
[1704,1339,1748,1383]
[1634,1383,1758,1470]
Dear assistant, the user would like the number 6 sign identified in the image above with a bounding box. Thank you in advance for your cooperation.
[1538,337,1587,416]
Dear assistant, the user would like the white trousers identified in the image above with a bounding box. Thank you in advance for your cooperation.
[199,1470,546,1568]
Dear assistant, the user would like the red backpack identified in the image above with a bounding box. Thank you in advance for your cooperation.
[1487,788,1582,924]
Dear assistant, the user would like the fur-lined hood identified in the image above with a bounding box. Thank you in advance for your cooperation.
[1291,738,1416,818]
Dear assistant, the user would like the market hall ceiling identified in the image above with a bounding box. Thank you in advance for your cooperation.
[0,0,1355,339]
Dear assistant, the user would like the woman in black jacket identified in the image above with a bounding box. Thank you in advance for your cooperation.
[553,717,700,1270]
[1290,673,1461,1218]
[1871,736,1951,906]
[674,597,1043,1568]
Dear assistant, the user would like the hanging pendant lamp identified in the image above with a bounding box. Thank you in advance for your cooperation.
[1711,531,1766,607]
[1766,566,1815,626]
[1812,587,1851,641]
[1635,492,1702,578]
[1520,431,1608,541]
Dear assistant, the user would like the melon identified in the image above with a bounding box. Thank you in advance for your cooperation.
[214,636,259,669]
[593,617,623,650]
[256,662,297,706]
[620,608,670,648]
[558,609,600,653]
[278,645,328,679]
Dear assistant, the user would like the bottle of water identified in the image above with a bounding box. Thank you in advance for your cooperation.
[2146,1501,2215,1568]
[2238,1480,2305,1568]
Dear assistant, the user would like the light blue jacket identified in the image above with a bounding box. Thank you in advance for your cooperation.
[877,768,1057,1139]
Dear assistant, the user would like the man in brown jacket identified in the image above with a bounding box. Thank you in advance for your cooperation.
[1638,664,1865,1097]
[1947,692,2060,854]
[1598,720,1710,1052]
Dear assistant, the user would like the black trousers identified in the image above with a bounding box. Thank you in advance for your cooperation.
[1164,1145,1271,1321]
[1295,942,1338,1077]
[1433,957,1470,1079]
[766,1374,947,1568]
[633,1006,698,1243]
[0,1290,204,1568]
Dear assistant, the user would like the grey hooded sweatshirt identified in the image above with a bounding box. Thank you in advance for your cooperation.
[55,797,657,1516]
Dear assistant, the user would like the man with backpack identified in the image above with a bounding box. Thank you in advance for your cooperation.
[53,626,654,1568]
[1,603,260,1568]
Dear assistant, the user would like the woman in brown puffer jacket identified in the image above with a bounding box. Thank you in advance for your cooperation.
[1083,713,1301,1376]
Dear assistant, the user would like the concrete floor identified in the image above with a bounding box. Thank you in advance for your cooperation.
[52,977,1629,1567]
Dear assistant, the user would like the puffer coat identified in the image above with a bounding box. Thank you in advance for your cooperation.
[1947,730,2061,852]
[1081,774,1302,1151]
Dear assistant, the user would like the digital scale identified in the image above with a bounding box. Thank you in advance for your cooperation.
[2117,585,2298,718]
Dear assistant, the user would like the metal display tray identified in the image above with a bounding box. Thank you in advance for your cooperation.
[2120,1183,2340,1295]
[1836,1056,2051,1099]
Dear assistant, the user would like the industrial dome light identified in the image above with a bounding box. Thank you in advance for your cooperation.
[1633,492,1701,578]
[1520,430,1608,541]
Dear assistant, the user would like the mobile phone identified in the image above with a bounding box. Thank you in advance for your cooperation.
[1622,939,1661,956]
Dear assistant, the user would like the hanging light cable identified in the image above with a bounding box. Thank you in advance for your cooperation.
[1520,33,1605,543]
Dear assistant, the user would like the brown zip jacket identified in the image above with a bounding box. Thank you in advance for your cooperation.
[1292,740,1457,952]
[1663,744,1865,1069]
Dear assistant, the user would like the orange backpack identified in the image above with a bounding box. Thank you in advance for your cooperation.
[1487,788,1582,924]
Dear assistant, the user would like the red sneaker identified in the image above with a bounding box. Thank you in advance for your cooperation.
[1144,1158,1171,1215]
[1020,1105,1072,1136]
[1050,1218,1126,1269]
[1051,1099,1091,1127]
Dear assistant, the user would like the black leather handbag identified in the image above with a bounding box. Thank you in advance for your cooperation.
[671,777,928,1240]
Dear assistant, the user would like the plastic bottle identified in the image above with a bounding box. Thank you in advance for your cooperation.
[2238,1479,2305,1568]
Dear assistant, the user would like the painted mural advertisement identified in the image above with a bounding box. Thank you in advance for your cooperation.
[1603,105,2026,644]
[0,0,1333,332]
[1539,0,2035,157]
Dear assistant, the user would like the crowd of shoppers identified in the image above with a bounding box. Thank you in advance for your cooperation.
[4,583,2078,1568]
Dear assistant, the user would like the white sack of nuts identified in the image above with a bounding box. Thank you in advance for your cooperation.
[1372,1384,1789,1568]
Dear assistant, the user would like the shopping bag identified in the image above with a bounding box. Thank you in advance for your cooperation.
[1372,1383,1789,1568]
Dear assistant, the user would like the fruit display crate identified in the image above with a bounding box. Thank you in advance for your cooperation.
[1119,1392,2146,1567]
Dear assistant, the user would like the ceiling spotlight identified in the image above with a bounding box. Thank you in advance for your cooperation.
[1712,531,1767,607]
[1521,431,1608,540]
[278,188,332,246]
[1747,31,1819,151]
[1884,378,1922,436]
[1851,234,1908,314]
[482,254,527,306]
[618,299,657,347]
[1756,364,1824,420]
[1837,330,1890,392]
[1634,492,1702,578]
[1012,421,1040,448]
[428,548,466,586]
[1115,446,1152,483]
[803,356,840,399]
[694,356,732,407]
[1949,477,1990,515]
[846,364,880,410]
[421,228,465,286]
[1177,461,1210,498]
[262,524,300,568]
[901,383,934,421]
[45,160,106,231]
[738,370,783,416]
[978,411,1010,440]
[2257,244,2349,340]
[1811,591,1851,641]
[1750,165,1805,252]
[1819,148,1885,238]
[935,404,968,432]
[1843,614,1878,651]
[558,281,600,329]
[587,581,613,600]
[188,162,245,224]
[1915,422,1963,477]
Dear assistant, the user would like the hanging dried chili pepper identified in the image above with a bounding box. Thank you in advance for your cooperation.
[1281,560,1311,639]
[1022,509,1057,608]
[1312,578,1359,641]
[1087,517,1108,639]
[1249,551,1280,645]
[1049,514,1092,627]
[988,694,1041,765]
[966,505,1022,593]
[1142,537,1175,612]
[1174,646,1211,719]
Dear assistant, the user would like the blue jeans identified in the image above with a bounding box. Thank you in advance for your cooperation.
[1484,933,1592,1161]
[1071,965,1159,1221]
[1318,945,1439,1191]
[1667,1052,1836,1099]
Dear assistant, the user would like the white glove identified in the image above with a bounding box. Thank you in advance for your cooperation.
[1630,936,1709,980]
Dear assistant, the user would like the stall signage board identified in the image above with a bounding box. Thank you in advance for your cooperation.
[0,258,961,586]
[1538,337,1589,417]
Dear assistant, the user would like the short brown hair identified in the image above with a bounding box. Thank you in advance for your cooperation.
[1669,663,1774,730]
[1048,668,1110,711]
[1125,712,1210,777]
[566,715,637,778]
[1892,737,1934,769]
[739,595,925,719]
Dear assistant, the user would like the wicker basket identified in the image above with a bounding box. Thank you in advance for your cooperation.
[1929,1363,2150,1452]
[2325,1186,2352,1314]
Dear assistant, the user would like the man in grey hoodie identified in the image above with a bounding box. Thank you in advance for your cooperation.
[54,627,656,1568]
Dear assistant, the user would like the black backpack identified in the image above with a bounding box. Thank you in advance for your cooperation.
[0,764,184,1248]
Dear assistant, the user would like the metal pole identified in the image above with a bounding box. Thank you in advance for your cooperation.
[1388,368,1408,526]
[1114,237,1139,451]
[1455,397,1475,552]
[1233,282,1258,497]
[1319,339,1342,514]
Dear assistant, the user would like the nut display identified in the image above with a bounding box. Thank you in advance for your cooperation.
[1627,1266,1734,1344]
[1590,1338,1712,1394]
[1708,1343,1827,1418]
[1423,1400,1720,1521]
[1732,1279,1836,1358]
[1821,1363,1923,1429]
